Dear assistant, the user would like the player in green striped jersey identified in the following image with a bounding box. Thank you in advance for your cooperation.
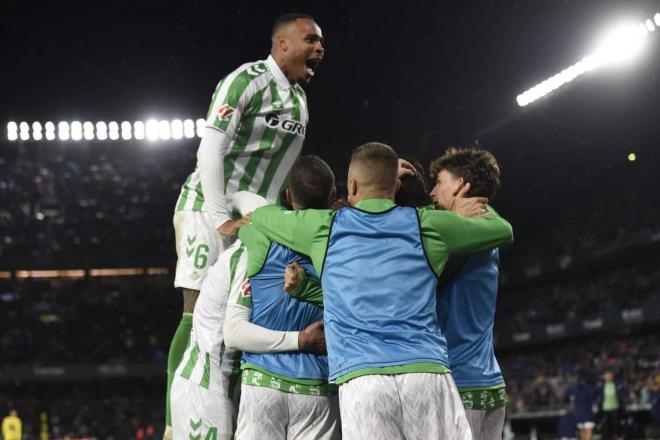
[165,13,325,438]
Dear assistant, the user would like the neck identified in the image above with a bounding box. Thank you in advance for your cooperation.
[271,51,293,83]
[352,191,395,204]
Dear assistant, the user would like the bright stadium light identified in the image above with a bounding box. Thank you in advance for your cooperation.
[20,130,29,141]
[171,119,183,140]
[108,121,119,140]
[195,118,205,138]
[7,122,18,141]
[655,13,660,26]
[158,120,171,140]
[594,22,647,65]
[120,121,132,140]
[183,119,195,139]
[45,121,55,141]
[71,121,83,141]
[58,122,70,141]
[146,119,159,141]
[96,121,108,140]
[32,122,43,141]
[646,19,655,32]
[20,122,29,132]
[517,14,655,107]
[134,121,145,140]
[83,121,95,140]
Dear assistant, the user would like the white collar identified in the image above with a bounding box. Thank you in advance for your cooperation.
[266,55,293,89]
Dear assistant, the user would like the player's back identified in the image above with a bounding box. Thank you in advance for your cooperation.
[436,249,503,388]
[321,205,447,382]
[177,241,246,391]
[175,56,309,215]
[242,242,327,381]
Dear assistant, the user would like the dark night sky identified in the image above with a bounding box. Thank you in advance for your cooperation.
[2,0,660,240]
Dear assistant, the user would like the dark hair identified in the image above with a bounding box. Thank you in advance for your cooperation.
[429,147,501,200]
[289,155,335,209]
[272,13,315,36]
[395,157,432,207]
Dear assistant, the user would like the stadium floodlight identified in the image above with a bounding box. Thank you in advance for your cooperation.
[183,119,195,139]
[195,118,205,138]
[58,121,70,141]
[134,121,145,140]
[594,22,647,65]
[146,119,159,141]
[20,122,29,132]
[7,122,18,141]
[83,121,95,140]
[646,19,656,32]
[120,121,132,140]
[517,15,655,107]
[20,130,29,141]
[171,119,183,140]
[71,121,83,141]
[32,122,43,141]
[655,13,660,26]
[108,121,119,140]
[7,121,17,132]
[96,121,108,141]
[158,120,171,140]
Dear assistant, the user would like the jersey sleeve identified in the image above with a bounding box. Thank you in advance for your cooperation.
[288,268,324,307]
[250,204,332,261]
[420,206,513,276]
[238,223,273,277]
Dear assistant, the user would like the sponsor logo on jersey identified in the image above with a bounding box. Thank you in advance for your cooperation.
[241,279,251,298]
[264,113,306,136]
[217,104,235,121]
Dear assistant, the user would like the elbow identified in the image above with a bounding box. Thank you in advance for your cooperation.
[223,326,239,351]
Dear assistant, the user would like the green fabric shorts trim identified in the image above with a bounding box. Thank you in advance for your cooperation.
[459,386,509,410]
[334,362,451,385]
[241,368,336,397]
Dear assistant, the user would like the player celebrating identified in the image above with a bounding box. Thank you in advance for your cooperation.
[225,156,339,439]
[171,192,327,440]
[247,143,513,439]
[431,147,509,440]
[166,13,324,437]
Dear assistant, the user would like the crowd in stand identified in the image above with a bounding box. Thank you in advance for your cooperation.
[0,142,193,269]
[0,276,177,366]
[1,379,163,439]
[500,334,660,413]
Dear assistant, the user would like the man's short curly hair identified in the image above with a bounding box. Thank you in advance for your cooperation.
[429,147,501,200]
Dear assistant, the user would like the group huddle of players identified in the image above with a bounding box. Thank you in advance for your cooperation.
[162,13,512,440]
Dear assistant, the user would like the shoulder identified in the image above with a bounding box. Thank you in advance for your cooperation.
[223,60,271,95]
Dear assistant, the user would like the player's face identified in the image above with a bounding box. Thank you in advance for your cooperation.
[430,169,462,210]
[285,19,324,84]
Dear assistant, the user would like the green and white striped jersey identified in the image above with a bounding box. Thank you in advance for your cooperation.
[176,242,246,392]
[175,55,309,213]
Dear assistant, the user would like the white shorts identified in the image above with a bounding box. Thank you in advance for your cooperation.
[339,373,472,440]
[577,421,595,429]
[170,374,238,440]
[235,384,340,440]
[173,210,231,290]
[465,407,506,440]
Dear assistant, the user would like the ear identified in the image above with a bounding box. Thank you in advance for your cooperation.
[350,179,358,196]
[328,186,337,204]
[277,34,288,52]
[452,176,465,197]
[285,187,294,207]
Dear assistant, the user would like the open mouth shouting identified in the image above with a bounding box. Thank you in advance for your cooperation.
[304,57,322,78]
